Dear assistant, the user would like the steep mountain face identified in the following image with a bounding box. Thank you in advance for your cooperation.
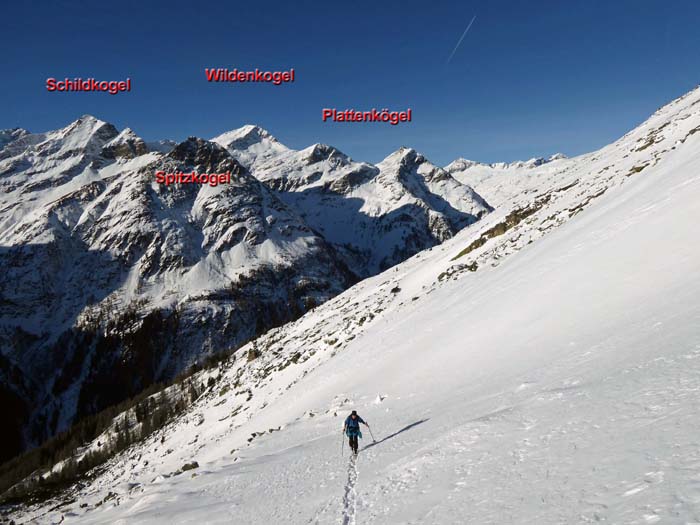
[8,87,700,525]
[0,120,354,459]
[0,118,491,460]
[214,134,491,276]
[101,128,148,159]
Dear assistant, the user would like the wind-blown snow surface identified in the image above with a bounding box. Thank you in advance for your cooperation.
[11,88,700,524]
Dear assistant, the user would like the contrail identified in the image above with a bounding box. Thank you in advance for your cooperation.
[446,14,477,64]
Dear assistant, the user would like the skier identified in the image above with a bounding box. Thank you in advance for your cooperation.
[343,410,369,454]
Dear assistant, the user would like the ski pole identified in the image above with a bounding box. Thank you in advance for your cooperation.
[368,425,376,443]
[341,430,344,456]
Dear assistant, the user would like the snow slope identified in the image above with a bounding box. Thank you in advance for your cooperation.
[8,87,700,524]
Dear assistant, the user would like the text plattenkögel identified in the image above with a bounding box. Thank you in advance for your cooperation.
[205,68,295,85]
[322,108,412,125]
[46,78,131,95]
[155,171,231,187]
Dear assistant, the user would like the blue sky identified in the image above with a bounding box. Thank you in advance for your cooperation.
[2,0,700,165]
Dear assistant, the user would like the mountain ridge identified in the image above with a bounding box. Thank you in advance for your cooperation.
[0,115,491,461]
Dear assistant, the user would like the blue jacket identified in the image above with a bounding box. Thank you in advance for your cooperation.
[344,415,366,434]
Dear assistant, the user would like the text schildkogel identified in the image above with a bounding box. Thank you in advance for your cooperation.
[46,78,131,95]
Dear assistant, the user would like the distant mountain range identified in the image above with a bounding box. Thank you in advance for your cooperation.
[0,117,490,459]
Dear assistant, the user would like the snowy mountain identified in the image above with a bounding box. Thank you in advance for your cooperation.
[212,125,290,171]
[444,153,569,207]
[5,85,700,524]
[215,137,491,275]
[445,152,567,174]
[0,117,490,462]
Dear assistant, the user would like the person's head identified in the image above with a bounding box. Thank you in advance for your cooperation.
[351,410,357,419]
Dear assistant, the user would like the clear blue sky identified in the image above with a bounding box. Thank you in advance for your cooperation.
[3,0,700,165]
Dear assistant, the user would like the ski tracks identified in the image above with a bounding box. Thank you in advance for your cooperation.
[341,453,358,525]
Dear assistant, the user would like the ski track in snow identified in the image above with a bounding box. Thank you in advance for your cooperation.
[341,454,358,525]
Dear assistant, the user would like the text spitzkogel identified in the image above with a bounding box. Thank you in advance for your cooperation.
[155,171,231,187]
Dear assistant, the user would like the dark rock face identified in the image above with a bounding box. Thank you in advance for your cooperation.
[0,353,31,463]
[168,137,237,171]
[102,134,148,159]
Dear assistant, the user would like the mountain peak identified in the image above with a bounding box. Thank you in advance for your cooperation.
[301,143,349,164]
[524,157,547,167]
[444,158,481,172]
[212,125,291,171]
[60,114,117,139]
[76,114,101,123]
[239,124,272,138]
[379,147,430,170]
[212,124,278,148]
[0,127,30,149]
[168,136,244,174]
[102,127,148,159]
[108,127,139,143]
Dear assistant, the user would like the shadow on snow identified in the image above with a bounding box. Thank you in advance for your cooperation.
[361,418,429,451]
